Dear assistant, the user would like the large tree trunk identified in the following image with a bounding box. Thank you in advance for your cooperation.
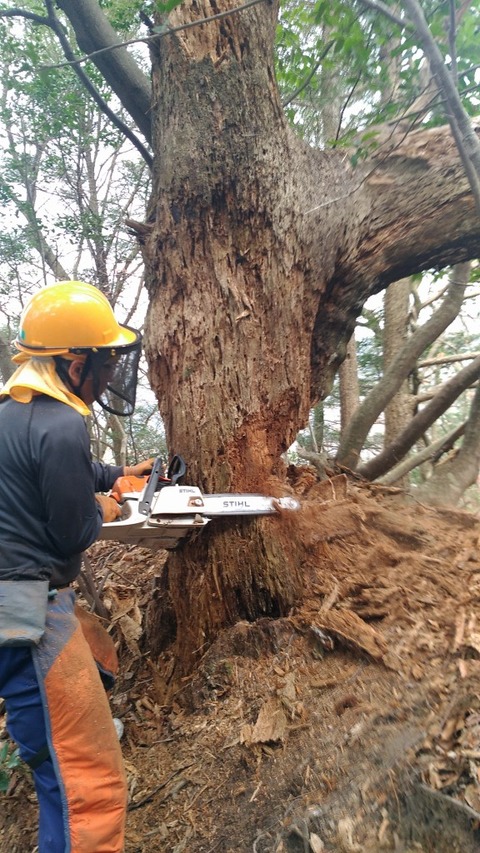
[140,0,480,673]
[143,0,314,670]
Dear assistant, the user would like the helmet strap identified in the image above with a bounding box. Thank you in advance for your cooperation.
[54,355,90,396]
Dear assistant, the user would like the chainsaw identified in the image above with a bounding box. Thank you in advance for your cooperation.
[100,455,300,551]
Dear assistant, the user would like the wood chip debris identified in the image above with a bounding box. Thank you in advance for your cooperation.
[302,608,388,661]
[240,697,288,745]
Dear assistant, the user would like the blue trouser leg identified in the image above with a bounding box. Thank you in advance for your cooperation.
[0,646,67,852]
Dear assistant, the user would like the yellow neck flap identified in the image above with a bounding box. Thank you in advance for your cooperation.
[0,356,91,417]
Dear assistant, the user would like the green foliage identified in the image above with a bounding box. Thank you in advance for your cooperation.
[276,0,480,148]
[0,741,22,793]
[99,0,184,30]
[154,0,185,16]
[99,0,153,30]
[0,3,150,266]
[0,0,154,460]
[126,403,168,463]
[276,0,403,144]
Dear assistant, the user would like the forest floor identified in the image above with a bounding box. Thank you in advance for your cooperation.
[2,470,480,852]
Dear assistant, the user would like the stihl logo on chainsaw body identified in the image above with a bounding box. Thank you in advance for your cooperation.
[222,499,252,508]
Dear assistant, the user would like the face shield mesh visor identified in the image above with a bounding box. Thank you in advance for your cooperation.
[88,343,142,417]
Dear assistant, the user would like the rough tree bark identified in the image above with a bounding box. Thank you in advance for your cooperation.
[134,0,480,672]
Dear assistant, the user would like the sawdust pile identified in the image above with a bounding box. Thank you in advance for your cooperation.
[2,474,480,852]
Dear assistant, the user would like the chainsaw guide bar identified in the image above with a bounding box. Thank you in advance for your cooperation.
[100,482,300,551]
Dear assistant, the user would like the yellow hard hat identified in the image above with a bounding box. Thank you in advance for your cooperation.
[15,281,140,355]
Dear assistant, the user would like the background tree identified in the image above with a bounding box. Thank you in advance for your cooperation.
[276,1,480,499]
[0,3,159,463]
[336,265,474,468]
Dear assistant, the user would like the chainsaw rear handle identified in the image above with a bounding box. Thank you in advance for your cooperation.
[138,457,163,516]
[138,454,186,516]
[166,454,186,486]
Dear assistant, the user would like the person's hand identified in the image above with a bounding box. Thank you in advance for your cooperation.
[96,494,122,522]
[124,458,156,478]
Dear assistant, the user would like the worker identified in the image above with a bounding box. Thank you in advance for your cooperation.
[0,281,153,852]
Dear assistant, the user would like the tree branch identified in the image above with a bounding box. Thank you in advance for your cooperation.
[335,264,471,469]
[414,379,480,505]
[43,0,152,168]
[55,0,152,144]
[0,175,69,281]
[282,41,334,108]
[401,0,480,216]
[357,0,408,30]
[376,421,466,485]
[358,0,480,216]
[448,0,458,84]
[357,353,480,481]
[0,8,49,25]
[419,351,480,368]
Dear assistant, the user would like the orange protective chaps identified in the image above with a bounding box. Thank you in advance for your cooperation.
[31,588,127,852]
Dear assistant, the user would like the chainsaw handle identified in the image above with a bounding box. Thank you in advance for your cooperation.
[138,456,164,516]
[137,455,186,516]
[167,455,186,486]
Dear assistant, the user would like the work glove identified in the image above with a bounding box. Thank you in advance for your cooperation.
[124,458,156,478]
[96,494,122,522]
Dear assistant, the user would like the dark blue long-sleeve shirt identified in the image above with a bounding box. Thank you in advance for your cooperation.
[0,395,122,587]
